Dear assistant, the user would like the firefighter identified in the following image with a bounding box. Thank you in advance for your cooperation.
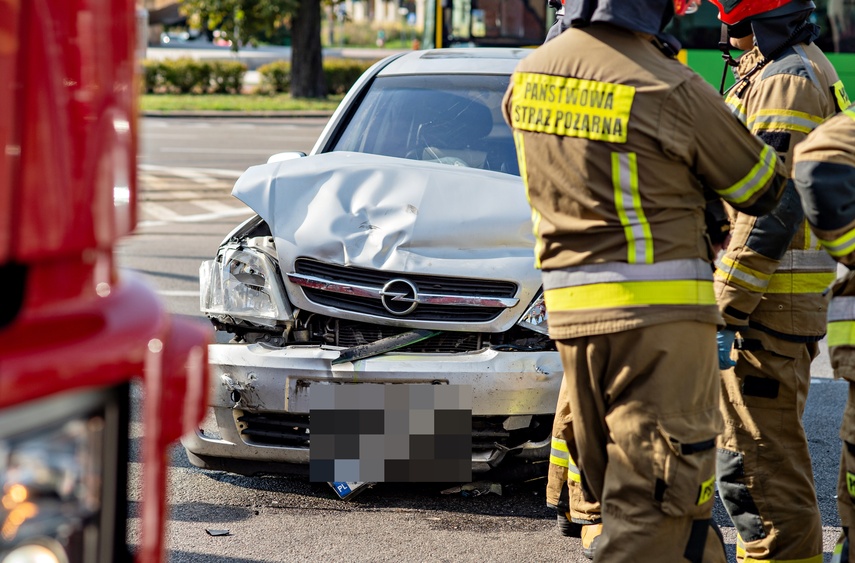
[548,376,603,559]
[542,1,604,558]
[546,0,570,41]
[707,1,849,561]
[502,0,788,559]
[792,104,855,563]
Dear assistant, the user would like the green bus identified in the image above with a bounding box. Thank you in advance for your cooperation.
[421,0,855,93]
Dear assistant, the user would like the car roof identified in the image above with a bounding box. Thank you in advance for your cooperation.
[377,48,532,76]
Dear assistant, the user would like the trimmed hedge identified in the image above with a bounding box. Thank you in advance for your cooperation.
[142,58,378,97]
[142,58,247,94]
[257,59,379,96]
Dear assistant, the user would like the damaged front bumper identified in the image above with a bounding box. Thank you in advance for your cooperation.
[181,343,563,474]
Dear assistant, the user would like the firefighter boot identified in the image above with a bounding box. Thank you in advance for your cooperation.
[581,523,603,560]
[557,511,582,537]
[831,531,850,563]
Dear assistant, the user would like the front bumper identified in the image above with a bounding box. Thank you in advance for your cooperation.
[181,343,563,474]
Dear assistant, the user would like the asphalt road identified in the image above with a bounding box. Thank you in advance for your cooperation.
[117,116,846,561]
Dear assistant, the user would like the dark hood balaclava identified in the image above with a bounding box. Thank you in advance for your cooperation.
[562,0,682,54]
[731,1,819,58]
[563,0,674,34]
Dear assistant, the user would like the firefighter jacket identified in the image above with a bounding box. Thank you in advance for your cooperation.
[714,42,848,342]
[502,23,787,340]
[794,106,855,379]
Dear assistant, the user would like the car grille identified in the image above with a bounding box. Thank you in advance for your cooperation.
[237,411,551,453]
[335,321,483,352]
[293,258,518,323]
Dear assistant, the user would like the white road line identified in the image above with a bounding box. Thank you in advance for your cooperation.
[141,201,184,221]
[194,200,243,214]
[157,147,273,155]
[139,164,243,178]
[137,206,254,228]
[158,290,200,297]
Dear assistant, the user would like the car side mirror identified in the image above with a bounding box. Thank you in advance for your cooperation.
[267,151,307,164]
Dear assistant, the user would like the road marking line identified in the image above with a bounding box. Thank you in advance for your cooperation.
[137,206,254,228]
[139,163,243,178]
[194,200,243,214]
[158,290,200,297]
[141,201,184,221]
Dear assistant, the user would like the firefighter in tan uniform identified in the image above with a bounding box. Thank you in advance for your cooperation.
[502,0,788,560]
[792,105,855,563]
[707,1,850,561]
[541,1,604,558]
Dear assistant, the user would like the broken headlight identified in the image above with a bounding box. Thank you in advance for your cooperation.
[516,291,548,335]
[0,385,128,563]
[200,246,291,328]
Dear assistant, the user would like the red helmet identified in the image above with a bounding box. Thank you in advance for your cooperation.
[708,0,812,25]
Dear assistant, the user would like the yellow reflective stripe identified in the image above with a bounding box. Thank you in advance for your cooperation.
[715,256,772,291]
[544,279,716,311]
[848,471,855,498]
[611,152,653,264]
[747,108,824,135]
[828,320,855,347]
[696,474,715,506]
[549,453,570,468]
[820,225,855,258]
[765,271,837,294]
[510,72,635,143]
[742,555,823,563]
[567,452,581,482]
[719,145,778,204]
[550,436,570,467]
[514,131,542,269]
[833,80,851,111]
[725,94,747,124]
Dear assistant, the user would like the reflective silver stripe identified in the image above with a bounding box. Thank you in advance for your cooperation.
[829,296,855,323]
[794,45,822,91]
[777,249,838,272]
[541,258,712,290]
[726,95,747,124]
[750,112,822,132]
[612,152,652,264]
[715,258,770,289]
[287,273,519,308]
[724,145,777,204]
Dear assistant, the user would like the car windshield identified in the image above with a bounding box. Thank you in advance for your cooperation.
[331,74,519,176]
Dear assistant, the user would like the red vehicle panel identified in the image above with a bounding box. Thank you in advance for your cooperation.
[0,1,209,562]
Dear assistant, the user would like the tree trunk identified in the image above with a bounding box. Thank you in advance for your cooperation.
[291,0,326,98]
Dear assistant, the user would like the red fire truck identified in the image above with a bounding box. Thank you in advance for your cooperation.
[0,1,209,562]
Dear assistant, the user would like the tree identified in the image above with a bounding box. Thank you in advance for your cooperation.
[291,0,326,98]
[180,0,327,98]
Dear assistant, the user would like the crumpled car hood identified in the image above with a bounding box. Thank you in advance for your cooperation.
[232,152,541,325]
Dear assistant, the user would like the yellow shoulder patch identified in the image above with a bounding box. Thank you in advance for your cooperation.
[510,72,635,143]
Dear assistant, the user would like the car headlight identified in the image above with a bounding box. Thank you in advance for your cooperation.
[0,385,128,563]
[517,291,549,335]
[200,247,291,328]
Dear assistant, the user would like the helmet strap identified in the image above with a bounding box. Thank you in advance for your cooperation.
[718,24,740,95]
[721,19,810,99]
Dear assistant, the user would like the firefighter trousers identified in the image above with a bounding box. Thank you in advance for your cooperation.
[837,380,855,562]
[716,332,823,563]
[547,374,602,525]
[557,321,725,563]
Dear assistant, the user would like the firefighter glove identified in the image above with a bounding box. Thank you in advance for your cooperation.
[717,329,737,370]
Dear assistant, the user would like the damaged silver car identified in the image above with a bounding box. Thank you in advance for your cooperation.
[183,48,563,478]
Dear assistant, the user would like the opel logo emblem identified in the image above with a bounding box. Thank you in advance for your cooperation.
[379,279,418,315]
